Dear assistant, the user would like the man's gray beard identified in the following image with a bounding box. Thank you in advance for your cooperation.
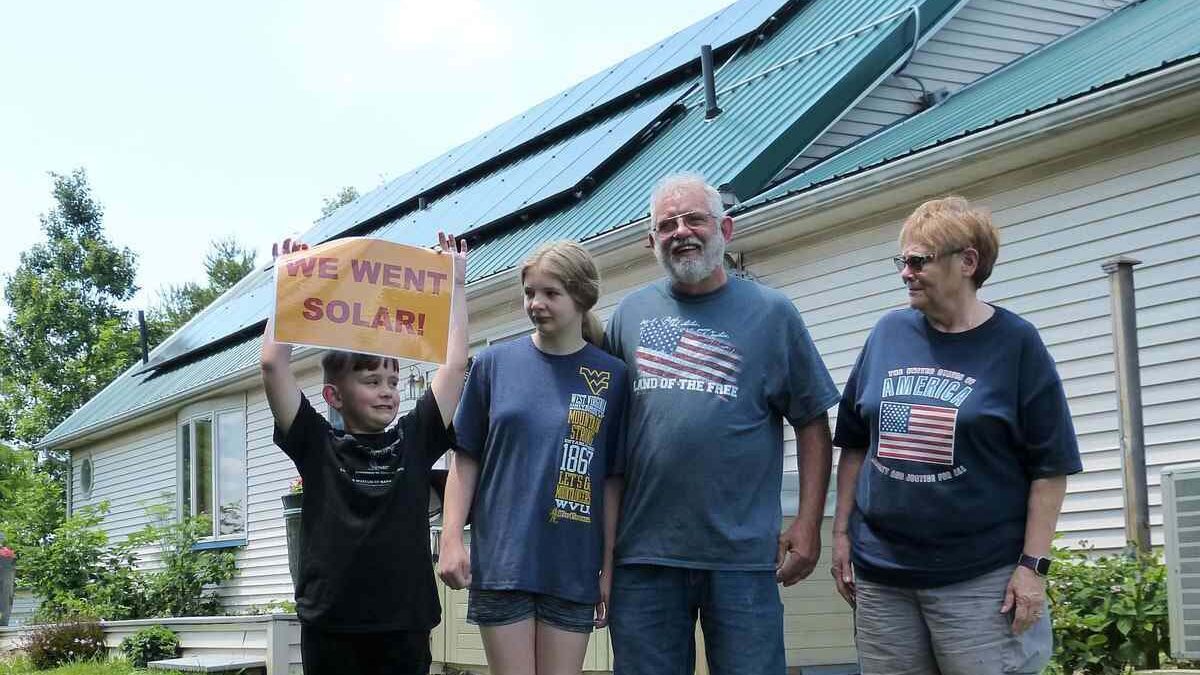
[655,235,726,286]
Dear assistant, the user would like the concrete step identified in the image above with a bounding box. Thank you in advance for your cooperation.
[147,655,266,674]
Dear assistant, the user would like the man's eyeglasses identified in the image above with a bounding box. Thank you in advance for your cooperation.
[892,248,964,272]
[654,210,714,236]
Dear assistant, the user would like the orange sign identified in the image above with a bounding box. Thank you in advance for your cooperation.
[273,237,453,363]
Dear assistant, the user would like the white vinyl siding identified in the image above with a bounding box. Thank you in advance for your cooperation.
[212,368,322,613]
[70,418,177,545]
[764,126,1200,553]
[781,0,1131,177]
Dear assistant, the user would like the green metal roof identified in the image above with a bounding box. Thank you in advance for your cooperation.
[142,84,690,371]
[422,0,961,281]
[132,0,956,375]
[41,337,263,447]
[142,1,798,371]
[44,0,1179,448]
[744,0,1200,207]
[301,0,794,246]
[37,0,963,447]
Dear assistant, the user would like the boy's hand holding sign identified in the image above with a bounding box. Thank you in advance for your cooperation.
[274,237,455,363]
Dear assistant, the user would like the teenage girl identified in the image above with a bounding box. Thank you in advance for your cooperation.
[438,241,627,675]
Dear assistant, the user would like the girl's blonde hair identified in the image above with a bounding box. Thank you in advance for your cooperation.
[520,240,604,346]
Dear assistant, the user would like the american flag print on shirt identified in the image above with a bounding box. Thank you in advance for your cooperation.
[635,317,742,387]
[878,401,958,466]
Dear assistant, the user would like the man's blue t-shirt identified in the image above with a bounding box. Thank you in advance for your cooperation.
[605,277,839,570]
[453,337,627,604]
[834,306,1082,588]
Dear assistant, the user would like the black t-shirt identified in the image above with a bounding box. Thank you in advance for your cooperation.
[274,390,450,631]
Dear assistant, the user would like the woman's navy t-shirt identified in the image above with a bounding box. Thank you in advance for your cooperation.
[834,306,1082,588]
[453,337,628,604]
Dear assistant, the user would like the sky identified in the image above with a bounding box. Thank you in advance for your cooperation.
[0,0,732,315]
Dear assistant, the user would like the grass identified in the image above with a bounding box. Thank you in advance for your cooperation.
[0,657,147,675]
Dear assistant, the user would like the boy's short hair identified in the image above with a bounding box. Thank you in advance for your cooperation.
[321,350,401,385]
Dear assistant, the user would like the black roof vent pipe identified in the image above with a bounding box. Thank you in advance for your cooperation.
[701,44,722,120]
[138,310,149,364]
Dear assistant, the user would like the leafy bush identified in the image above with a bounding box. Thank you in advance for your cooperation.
[130,506,237,618]
[1046,545,1167,675]
[119,624,180,667]
[23,503,237,622]
[21,504,146,622]
[19,616,107,669]
[245,599,296,615]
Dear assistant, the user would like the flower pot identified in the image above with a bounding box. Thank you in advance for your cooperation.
[281,493,303,586]
[0,557,14,626]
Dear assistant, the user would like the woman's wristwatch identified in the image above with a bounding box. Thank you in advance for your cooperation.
[1017,553,1052,577]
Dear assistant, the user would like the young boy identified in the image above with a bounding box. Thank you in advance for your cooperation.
[261,233,469,675]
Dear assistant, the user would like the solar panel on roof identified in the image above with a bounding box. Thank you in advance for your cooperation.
[300,0,791,245]
[144,85,689,369]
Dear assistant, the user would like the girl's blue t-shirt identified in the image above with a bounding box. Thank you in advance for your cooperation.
[834,306,1082,588]
[453,336,628,604]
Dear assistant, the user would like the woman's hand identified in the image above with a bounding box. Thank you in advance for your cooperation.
[1002,566,1046,635]
[437,536,472,590]
[594,565,613,629]
[831,530,856,606]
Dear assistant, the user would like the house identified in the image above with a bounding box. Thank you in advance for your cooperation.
[11,0,1200,671]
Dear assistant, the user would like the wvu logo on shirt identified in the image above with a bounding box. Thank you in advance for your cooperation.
[579,367,611,396]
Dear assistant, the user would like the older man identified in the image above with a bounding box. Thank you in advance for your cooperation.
[604,174,839,675]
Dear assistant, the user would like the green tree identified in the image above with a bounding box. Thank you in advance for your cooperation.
[0,168,140,448]
[318,185,359,220]
[0,442,67,588]
[151,237,256,337]
[0,442,33,504]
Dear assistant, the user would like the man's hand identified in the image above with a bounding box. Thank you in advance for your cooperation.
[1001,565,1046,635]
[776,519,820,586]
[437,537,472,590]
[831,531,855,606]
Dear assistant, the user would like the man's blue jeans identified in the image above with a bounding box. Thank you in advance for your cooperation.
[609,564,786,675]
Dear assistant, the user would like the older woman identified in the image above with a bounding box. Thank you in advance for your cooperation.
[830,196,1081,675]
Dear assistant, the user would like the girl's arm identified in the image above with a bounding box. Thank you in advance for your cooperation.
[437,449,480,589]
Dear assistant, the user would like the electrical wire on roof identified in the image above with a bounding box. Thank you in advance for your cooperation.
[892,6,935,110]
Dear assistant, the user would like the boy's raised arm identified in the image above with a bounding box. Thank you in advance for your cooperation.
[261,238,309,436]
[261,317,303,436]
[430,232,469,429]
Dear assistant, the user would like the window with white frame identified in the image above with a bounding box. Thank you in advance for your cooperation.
[178,402,247,540]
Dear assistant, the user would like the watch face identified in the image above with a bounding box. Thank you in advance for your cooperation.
[1036,558,1052,576]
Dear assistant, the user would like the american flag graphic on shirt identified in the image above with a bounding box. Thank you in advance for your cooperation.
[635,318,741,387]
[878,401,958,466]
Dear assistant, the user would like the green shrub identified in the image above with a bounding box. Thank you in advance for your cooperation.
[19,616,107,669]
[245,599,296,615]
[119,624,180,667]
[21,504,147,622]
[130,507,237,618]
[24,502,237,622]
[1046,545,1167,675]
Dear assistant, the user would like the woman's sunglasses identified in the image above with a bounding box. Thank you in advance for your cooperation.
[892,248,964,272]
